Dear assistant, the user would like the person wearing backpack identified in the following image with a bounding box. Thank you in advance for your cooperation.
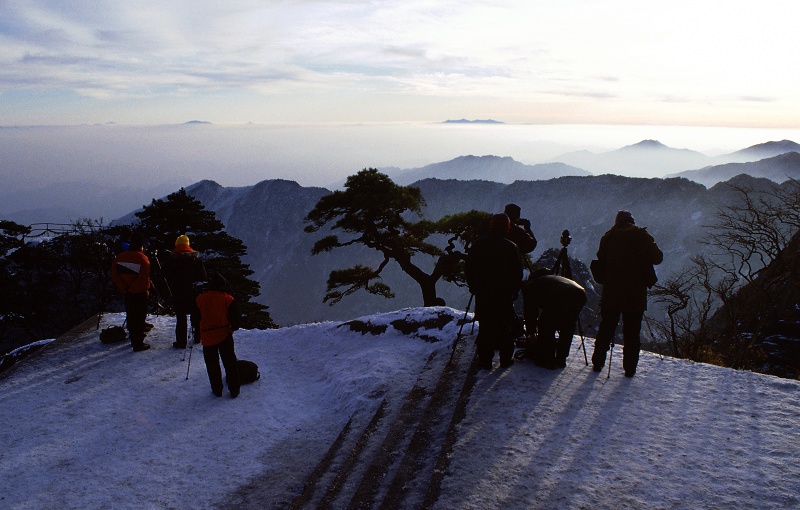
[591,210,663,377]
[110,231,151,352]
[196,271,241,398]
[166,235,207,349]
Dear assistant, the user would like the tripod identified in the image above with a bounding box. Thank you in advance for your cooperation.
[551,230,589,366]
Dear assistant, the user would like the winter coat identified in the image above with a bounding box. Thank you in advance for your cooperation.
[196,290,241,346]
[465,233,523,319]
[596,223,663,312]
[111,249,151,295]
[523,275,587,314]
[167,246,207,306]
[507,223,537,254]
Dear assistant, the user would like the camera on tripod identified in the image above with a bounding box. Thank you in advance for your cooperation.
[560,229,572,248]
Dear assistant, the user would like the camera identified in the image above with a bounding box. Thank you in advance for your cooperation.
[560,230,572,247]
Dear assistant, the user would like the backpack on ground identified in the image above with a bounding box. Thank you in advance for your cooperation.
[100,326,127,344]
[237,359,260,384]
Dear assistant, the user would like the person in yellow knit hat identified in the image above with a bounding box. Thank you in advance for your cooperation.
[166,234,207,348]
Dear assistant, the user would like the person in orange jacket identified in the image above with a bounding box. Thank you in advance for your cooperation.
[196,271,241,398]
[110,231,151,352]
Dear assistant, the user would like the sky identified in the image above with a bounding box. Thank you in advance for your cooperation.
[2,1,800,128]
[1,308,798,509]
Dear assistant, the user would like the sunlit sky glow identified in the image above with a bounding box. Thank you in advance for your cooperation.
[2,0,799,127]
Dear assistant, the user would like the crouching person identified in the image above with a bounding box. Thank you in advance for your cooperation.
[196,272,241,398]
[523,269,587,369]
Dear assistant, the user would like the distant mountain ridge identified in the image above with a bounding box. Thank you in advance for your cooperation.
[386,155,590,185]
[669,152,800,187]
[552,139,712,176]
[550,138,800,185]
[728,139,800,161]
[442,119,503,124]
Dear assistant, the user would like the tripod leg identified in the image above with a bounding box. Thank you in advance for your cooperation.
[577,316,588,366]
[448,294,474,365]
[607,343,614,379]
[185,344,193,380]
[181,323,190,361]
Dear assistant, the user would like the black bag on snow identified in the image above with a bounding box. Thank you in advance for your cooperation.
[100,326,127,344]
[237,359,260,384]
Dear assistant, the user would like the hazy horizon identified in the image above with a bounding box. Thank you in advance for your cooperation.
[2,121,799,224]
[4,122,800,192]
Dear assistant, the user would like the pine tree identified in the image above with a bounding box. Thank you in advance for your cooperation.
[134,188,277,329]
[0,221,33,350]
[305,169,489,306]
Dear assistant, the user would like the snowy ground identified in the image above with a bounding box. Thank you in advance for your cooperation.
[1,308,798,510]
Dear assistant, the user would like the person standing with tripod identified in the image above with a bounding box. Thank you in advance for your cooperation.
[591,210,663,377]
[466,213,524,370]
[166,235,207,349]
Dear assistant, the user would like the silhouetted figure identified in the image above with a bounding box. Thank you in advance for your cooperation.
[504,203,537,255]
[465,213,524,370]
[591,210,663,377]
[523,269,587,369]
[110,231,151,352]
[166,235,207,348]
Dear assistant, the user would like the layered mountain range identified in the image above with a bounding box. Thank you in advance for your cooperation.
[184,171,787,327]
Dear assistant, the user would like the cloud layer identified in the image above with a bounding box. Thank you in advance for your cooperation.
[1,1,799,125]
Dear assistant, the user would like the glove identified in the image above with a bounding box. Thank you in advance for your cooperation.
[519,218,531,229]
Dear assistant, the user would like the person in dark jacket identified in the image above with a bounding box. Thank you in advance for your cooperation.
[591,210,663,377]
[110,231,151,352]
[504,203,537,255]
[523,269,587,369]
[196,271,241,398]
[166,235,207,348]
[465,213,524,370]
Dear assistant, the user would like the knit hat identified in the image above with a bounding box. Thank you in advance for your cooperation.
[175,235,190,247]
[488,213,511,235]
[615,210,635,226]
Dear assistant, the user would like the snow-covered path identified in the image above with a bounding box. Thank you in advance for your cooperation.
[436,349,800,509]
[0,309,798,509]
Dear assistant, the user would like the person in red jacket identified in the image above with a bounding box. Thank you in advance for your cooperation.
[110,231,151,352]
[196,271,241,398]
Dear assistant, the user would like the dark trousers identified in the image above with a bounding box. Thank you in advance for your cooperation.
[537,310,579,365]
[174,300,200,346]
[124,292,148,347]
[592,308,644,373]
[203,335,240,397]
[476,316,515,365]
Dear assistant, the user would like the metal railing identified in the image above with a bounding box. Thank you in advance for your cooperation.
[23,221,106,241]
